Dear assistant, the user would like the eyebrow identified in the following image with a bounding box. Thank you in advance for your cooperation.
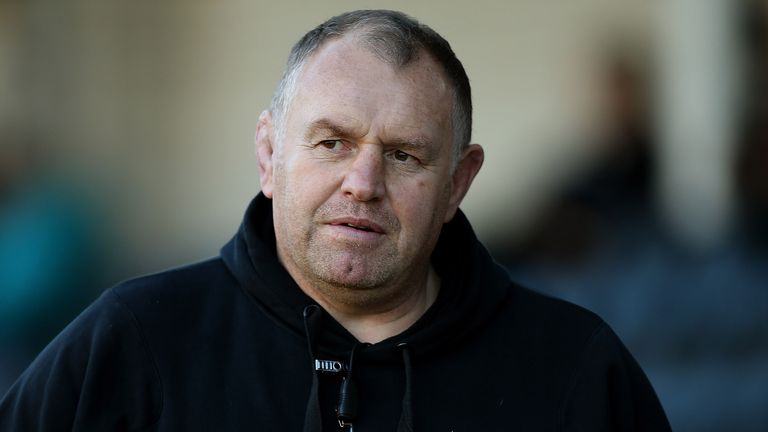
[387,136,434,152]
[303,118,359,143]
[303,117,437,154]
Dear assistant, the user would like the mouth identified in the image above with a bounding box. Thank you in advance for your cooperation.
[342,223,374,232]
[329,218,385,234]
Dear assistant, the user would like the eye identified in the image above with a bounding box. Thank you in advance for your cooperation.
[393,150,413,162]
[319,139,344,151]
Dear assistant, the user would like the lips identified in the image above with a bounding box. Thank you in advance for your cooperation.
[328,218,385,234]
[343,223,373,232]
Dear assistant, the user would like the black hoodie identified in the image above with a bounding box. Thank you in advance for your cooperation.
[0,194,671,431]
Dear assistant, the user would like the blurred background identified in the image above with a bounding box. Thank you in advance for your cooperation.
[1,0,766,430]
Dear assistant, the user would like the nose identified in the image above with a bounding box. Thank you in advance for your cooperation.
[341,146,386,201]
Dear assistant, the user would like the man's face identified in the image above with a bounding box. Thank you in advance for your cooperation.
[257,35,480,307]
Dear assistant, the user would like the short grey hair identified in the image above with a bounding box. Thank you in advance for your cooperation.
[269,10,472,166]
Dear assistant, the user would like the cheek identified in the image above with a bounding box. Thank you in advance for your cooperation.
[282,160,341,208]
[391,178,446,230]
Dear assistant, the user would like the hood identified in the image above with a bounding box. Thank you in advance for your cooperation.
[220,192,511,362]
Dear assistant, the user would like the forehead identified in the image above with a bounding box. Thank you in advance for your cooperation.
[285,35,454,145]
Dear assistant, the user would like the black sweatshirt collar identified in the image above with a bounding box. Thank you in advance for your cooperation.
[221,192,510,360]
[220,193,511,430]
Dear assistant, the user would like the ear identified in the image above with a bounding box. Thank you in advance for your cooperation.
[255,110,276,198]
[444,144,484,223]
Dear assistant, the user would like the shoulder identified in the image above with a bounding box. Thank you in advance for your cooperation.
[112,257,235,302]
[501,285,671,430]
[504,283,606,352]
[494,283,611,385]
[0,257,242,430]
[0,287,163,430]
[556,320,671,430]
[109,256,249,351]
[111,257,241,320]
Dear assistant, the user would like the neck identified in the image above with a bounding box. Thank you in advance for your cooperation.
[300,267,441,344]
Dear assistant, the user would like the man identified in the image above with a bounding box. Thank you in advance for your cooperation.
[0,10,671,431]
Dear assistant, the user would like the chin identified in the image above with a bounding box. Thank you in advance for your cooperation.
[309,245,396,284]
[317,263,388,290]
[316,278,401,310]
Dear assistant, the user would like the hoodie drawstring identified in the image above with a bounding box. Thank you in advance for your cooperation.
[396,343,414,432]
[302,305,323,432]
[301,306,416,431]
[336,342,369,430]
